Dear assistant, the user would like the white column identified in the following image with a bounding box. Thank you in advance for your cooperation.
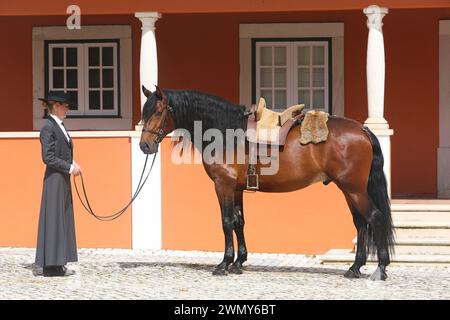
[135,12,162,129]
[364,5,388,129]
[132,12,162,250]
[131,133,162,250]
[363,5,394,195]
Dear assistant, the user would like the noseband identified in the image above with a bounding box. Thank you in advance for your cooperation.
[142,104,173,143]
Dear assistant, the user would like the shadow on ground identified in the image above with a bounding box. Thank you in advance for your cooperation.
[115,261,370,278]
[19,261,371,279]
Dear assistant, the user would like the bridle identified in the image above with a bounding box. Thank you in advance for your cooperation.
[142,102,173,144]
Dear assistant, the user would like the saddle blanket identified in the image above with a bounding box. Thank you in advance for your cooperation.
[299,110,329,144]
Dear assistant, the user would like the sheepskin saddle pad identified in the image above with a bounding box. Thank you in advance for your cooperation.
[299,110,329,145]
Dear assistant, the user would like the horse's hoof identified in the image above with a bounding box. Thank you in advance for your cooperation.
[212,268,228,276]
[229,264,243,275]
[369,268,387,281]
[344,268,361,279]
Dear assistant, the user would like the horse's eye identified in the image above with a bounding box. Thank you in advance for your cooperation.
[155,111,163,116]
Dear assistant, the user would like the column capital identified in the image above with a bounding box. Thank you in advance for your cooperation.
[134,12,162,31]
[363,5,388,31]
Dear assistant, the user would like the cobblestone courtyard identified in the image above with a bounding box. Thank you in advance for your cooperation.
[0,248,448,300]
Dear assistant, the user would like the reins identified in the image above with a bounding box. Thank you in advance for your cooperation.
[73,151,157,221]
[73,102,172,221]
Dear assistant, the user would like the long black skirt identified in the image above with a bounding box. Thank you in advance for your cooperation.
[35,170,78,267]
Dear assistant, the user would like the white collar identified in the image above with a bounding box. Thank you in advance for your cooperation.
[50,114,64,126]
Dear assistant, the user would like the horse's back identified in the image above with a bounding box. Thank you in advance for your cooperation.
[258,115,373,192]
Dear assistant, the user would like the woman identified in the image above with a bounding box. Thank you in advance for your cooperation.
[35,91,82,277]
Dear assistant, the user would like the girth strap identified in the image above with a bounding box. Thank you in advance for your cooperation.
[246,162,259,190]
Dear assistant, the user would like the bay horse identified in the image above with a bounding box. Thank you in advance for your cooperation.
[139,86,395,281]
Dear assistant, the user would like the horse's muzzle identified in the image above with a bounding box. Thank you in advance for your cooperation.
[140,141,158,154]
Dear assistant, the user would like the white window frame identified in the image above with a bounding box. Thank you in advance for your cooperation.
[47,41,120,117]
[255,40,330,111]
[255,41,291,111]
[240,23,344,117]
[84,42,119,116]
[47,42,120,117]
[32,26,132,131]
[47,43,83,113]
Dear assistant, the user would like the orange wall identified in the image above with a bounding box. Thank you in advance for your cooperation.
[0,137,132,248]
[160,139,355,254]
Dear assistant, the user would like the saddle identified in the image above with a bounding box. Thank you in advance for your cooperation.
[245,98,304,190]
[246,98,304,146]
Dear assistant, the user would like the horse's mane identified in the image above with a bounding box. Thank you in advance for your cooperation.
[164,90,247,135]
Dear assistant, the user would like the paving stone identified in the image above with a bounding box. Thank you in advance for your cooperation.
[0,248,448,299]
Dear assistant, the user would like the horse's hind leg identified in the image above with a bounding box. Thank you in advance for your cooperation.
[344,191,390,280]
[343,195,368,278]
[229,191,247,275]
[366,204,391,281]
[213,183,236,276]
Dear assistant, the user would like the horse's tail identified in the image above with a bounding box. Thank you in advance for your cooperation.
[364,127,396,257]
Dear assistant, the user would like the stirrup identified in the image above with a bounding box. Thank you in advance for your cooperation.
[246,174,259,190]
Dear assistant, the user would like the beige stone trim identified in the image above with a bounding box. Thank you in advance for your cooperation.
[0,130,175,139]
[32,25,133,131]
[239,23,344,117]
[439,20,450,35]
[239,23,344,38]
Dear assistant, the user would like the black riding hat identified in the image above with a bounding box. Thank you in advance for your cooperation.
[38,91,77,108]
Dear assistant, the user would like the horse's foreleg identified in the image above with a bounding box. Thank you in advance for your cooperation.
[345,207,368,279]
[229,191,247,275]
[213,183,235,276]
[342,193,368,278]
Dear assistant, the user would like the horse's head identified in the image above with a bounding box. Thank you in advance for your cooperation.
[140,85,174,154]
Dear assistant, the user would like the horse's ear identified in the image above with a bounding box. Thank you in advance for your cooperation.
[155,85,167,101]
[142,85,152,98]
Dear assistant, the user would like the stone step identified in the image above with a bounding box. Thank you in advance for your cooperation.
[395,222,450,228]
[392,211,450,228]
[320,249,450,264]
[353,236,450,246]
[353,228,450,244]
[332,201,450,264]
[391,203,450,212]
[393,245,450,255]
[394,228,450,240]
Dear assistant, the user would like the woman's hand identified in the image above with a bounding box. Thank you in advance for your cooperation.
[71,161,82,176]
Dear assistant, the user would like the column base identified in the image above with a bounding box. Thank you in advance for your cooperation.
[364,124,393,197]
[365,126,394,136]
[364,117,389,130]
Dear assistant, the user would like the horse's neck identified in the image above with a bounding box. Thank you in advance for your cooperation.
[169,91,243,135]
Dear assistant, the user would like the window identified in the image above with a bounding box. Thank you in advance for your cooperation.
[33,26,132,130]
[46,40,120,117]
[254,39,331,112]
